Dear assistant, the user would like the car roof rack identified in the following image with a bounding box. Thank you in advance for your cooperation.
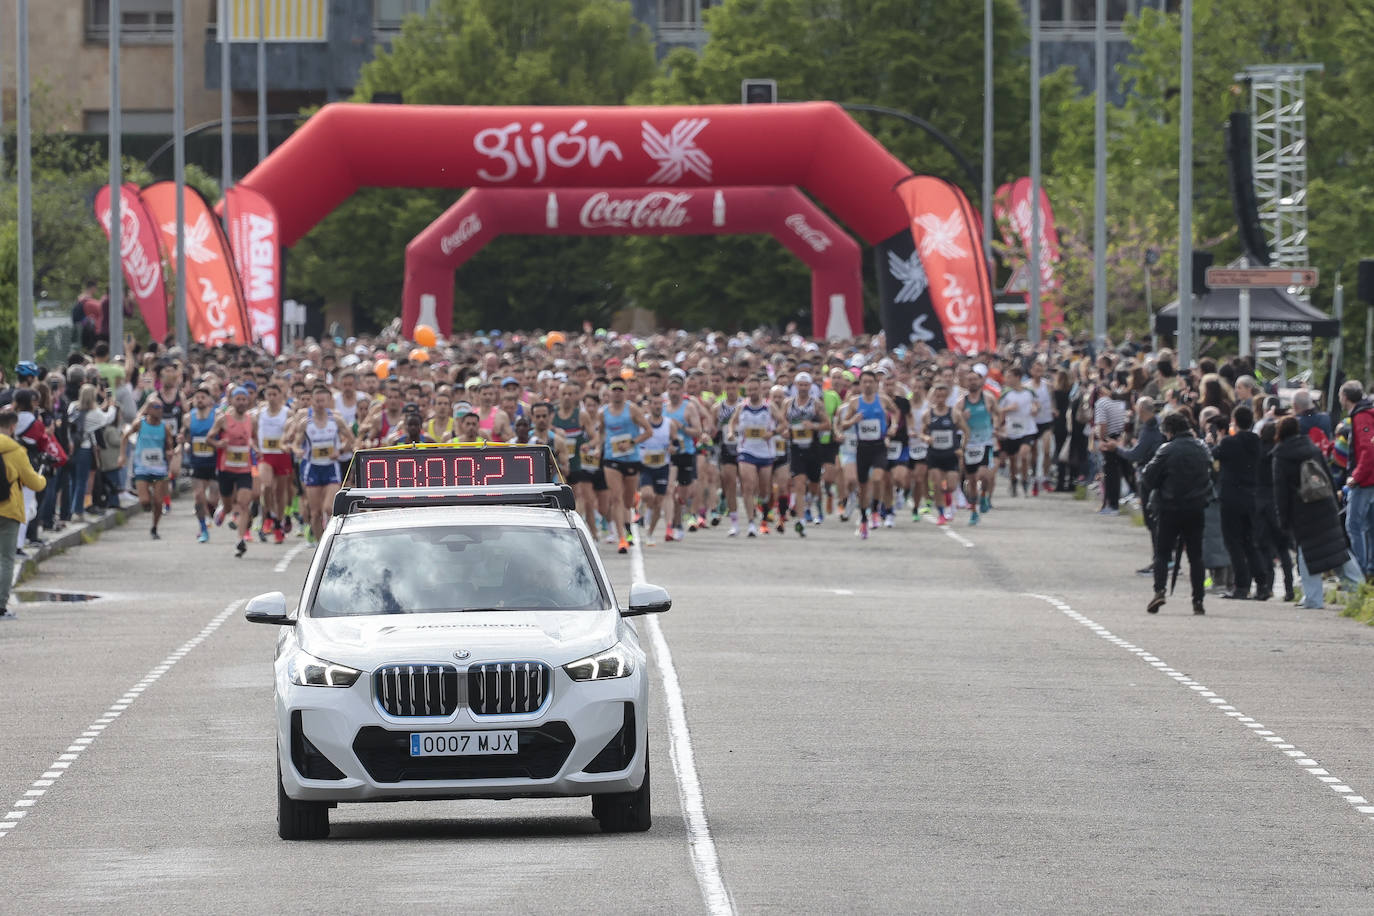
[333,484,577,517]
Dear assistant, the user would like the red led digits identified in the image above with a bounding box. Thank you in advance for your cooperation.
[454,456,477,486]
[513,454,534,483]
[365,459,388,488]
[396,458,418,487]
[481,456,505,485]
[424,457,446,487]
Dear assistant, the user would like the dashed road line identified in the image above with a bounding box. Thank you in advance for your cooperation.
[631,526,734,916]
[273,541,311,573]
[0,600,243,840]
[923,513,975,548]
[1024,593,1374,823]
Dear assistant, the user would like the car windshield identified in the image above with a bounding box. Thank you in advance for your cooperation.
[310,524,608,617]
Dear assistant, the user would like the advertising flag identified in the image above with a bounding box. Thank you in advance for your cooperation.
[139,182,252,347]
[894,176,996,354]
[994,177,1065,331]
[94,183,169,342]
[874,229,945,351]
[221,186,282,354]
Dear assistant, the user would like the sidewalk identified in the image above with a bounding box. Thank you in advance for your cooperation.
[9,479,191,591]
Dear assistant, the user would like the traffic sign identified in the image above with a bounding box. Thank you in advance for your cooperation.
[1205,267,1318,288]
[1002,264,1029,295]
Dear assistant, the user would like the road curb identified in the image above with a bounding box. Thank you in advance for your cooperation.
[10,478,192,590]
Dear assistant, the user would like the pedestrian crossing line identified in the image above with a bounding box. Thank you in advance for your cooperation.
[1024,593,1374,826]
[0,600,242,843]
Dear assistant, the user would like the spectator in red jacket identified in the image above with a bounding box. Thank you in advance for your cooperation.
[1340,379,1374,577]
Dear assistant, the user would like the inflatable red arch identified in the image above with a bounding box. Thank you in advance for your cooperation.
[404,186,863,340]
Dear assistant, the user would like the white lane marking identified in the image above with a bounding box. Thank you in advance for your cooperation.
[631,525,734,916]
[830,589,855,596]
[273,541,311,573]
[923,512,975,548]
[0,600,242,842]
[1025,593,1374,825]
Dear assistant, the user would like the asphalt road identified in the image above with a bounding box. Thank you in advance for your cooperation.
[5,491,1374,914]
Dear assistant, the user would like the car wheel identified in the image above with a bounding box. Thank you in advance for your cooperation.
[277,761,330,840]
[594,757,651,833]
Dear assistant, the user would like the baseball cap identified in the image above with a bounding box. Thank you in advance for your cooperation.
[794,371,813,384]
[972,363,989,378]
[501,376,520,387]
[231,385,250,398]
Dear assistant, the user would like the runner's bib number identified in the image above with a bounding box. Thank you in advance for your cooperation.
[744,427,768,440]
[580,443,601,470]
[261,437,282,453]
[930,430,955,451]
[1007,420,1031,438]
[773,438,787,458]
[139,448,166,470]
[790,424,812,448]
[311,445,334,461]
[887,440,904,461]
[964,443,986,465]
[190,436,213,457]
[641,450,668,469]
[224,447,250,468]
[909,440,929,461]
[610,435,634,458]
[857,418,882,441]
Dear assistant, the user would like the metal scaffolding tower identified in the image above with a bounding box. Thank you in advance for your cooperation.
[1243,64,1322,275]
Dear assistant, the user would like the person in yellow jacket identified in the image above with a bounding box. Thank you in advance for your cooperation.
[1,407,47,618]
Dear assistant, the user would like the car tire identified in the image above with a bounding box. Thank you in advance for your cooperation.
[593,757,652,833]
[277,762,330,840]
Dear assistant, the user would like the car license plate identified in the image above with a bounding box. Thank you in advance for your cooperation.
[410,731,518,757]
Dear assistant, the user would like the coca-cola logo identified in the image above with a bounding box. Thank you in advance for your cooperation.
[579,191,692,230]
[102,200,161,300]
[785,214,831,252]
[439,214,483,256]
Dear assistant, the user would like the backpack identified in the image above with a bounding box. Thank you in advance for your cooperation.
[1298,456,1333,503]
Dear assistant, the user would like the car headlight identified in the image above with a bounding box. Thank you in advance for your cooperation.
[287,649,361,688]
[563,643,635,681]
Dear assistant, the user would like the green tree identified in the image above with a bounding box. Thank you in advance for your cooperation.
[632,0,1075,331]
[288,0,657,331]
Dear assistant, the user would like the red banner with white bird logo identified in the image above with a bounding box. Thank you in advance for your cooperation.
[994,177,1065,332]
[93,183,169,342]
[893,176,996,354]
[220,186,282,354]
[139,182,252,347]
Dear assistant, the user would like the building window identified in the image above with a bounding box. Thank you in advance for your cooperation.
[375,0,435,35]
[86,0,175,43]
[659,0,717,33]
[1037,0,1141,28]
[84,109,175,133]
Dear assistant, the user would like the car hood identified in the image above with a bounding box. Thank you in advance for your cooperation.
[298,609,621,670]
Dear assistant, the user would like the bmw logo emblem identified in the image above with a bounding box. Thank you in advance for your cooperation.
[454,650,471,660]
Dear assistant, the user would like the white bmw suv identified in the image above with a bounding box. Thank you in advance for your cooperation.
[245,476,669,840]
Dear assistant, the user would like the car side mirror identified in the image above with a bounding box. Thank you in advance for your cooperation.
[623,582,671,617]
[244,591,293,626]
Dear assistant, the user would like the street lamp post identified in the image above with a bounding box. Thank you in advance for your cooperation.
[1029,0,1042,345]
[16,0,33,361]
[108,0,124,350]
[1177,0,1195,367]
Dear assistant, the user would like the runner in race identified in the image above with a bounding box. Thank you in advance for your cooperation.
[837,369,898,539]
[424,391,457,443]
[154,362,185,513]
[1028,358,1056,493]
[881,371,913,528]
[998,365,1040,497]
[714,375,743,536]
[207,386,258,557]
[907,378,931,520]
[256,382,293,544]
[662,371,702,542]
[292,385,354,545]
[728,375,785,538]
[122,397,173,540]
[767,384,791,532]
[636,397,680,546]
[958,369,1001,525]
[598,379,652,555]
[182,386,220,543]
[922,379,971,526]
[527,401,570,479]
[784,371,826,535]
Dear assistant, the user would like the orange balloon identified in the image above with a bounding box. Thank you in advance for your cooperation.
[620,366,635,380]
[545,331,566,346]
[414,324,438,348]
[410,349,430,363]
[375,358,391,379]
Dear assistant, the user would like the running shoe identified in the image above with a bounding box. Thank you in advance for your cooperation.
[979,496,991,514]
[282,515,293,534]
[728,523,739,537]
[858,520,868,540]
[664,528,676,543]
[274,528,285,545]
[697,512,708,529]
[262,516,275,534]
[1031,480,1040,496]
[197,528,209,544]
[969,511,980,526]
[163,497,172,513]
[604,532,618,545]
[644,536,657,547]
[687,519,698,533]
[235,538,247,557]
[625,530,635,546]
[213,505,226,527]
[710,513,721,527]
[228,514,238,531]
[150,527,161,540]
[759,521,769,535]
[617,537,628,555]
[935,512,948,527]
[883,515,894,528]
[804,508,814,524]
[794,520,805,537]
[746,523,758,538]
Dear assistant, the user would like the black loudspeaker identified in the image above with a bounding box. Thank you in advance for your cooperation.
[1193,250,1214,296]
[1359,259,1374,304]
[1225,112,1271,265]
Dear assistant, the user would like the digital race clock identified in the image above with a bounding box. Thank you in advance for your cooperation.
[350,445,555,488]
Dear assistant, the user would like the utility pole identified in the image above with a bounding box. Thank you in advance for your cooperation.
[257,0,267,162]
[16,0,33,361]
[1177,0,1195,367]
[108,0,124,349]
[220,0,233,202]
[1028,0,1042,345]
[982,0,994,265]
[174,0,188,349]
[1092,0,1107,349]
